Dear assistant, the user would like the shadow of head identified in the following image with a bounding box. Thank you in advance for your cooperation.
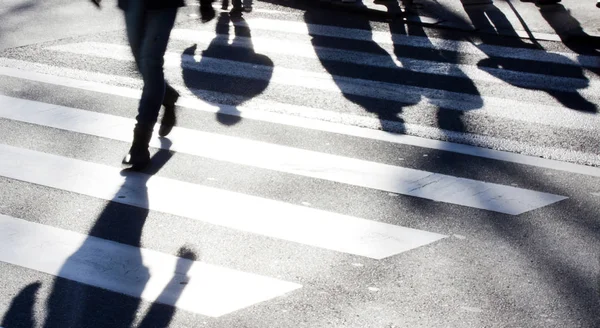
[1,281,41,328]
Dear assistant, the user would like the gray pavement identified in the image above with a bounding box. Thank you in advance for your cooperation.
[0,0,599,327]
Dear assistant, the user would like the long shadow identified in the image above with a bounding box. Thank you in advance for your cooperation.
[1,282,40,328]
[464,2,597,113]
[535,3,600,57]
[263,0,599,325]
[182,12,273,125]
[2,138,197,328]
[300,0,483,135]
[303,3,412,129]
[388,7,481,133]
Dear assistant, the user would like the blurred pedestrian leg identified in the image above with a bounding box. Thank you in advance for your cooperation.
[199,0,216,22]
[118,0,183,169]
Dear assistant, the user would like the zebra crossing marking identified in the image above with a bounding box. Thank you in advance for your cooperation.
[0,214,301,317]
[0,95,568,214]
[234,18,600,69]
[1,62,599,176]
[0,143,448,259]
[168,28,596,96]
[46,42,599,131]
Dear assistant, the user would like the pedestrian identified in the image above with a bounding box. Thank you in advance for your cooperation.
[91,0,183,170]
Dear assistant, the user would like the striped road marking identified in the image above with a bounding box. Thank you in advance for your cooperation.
[1,63,599,175]
[0,144,447,259]
[0,95,568,215]
[0,214,301,317]
[235,18,600,69]
[168,28,597,96]
[46,42,599,131]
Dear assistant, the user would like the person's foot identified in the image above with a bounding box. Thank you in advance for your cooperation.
[230,6,243,17]
[159,87,179,137]
[159,105,176,137]
[122,124,153,171]
[200,0,216,23]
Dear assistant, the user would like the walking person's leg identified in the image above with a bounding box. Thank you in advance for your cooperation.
[123,7,178,169]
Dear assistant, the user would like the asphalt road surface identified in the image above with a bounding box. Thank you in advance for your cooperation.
[0,0,599,327]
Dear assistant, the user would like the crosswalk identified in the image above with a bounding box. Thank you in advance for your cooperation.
[0,3,599,326]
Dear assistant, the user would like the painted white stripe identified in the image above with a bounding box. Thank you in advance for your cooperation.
[0,214,300,317]
[0,95,567,214]
[0,144,447,259]
[47,42,600,130]
[237,18,600,69]
[1,62,599,174]
[169,28,597,96]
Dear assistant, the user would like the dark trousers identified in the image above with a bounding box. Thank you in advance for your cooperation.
[124,2,178,126]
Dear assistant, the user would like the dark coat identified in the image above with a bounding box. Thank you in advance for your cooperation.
[118,0,186,10]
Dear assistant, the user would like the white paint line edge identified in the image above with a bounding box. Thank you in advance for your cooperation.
[0,214,301,317]
[0,95,568,214]
[0,64,598,176]
[0,144,448,259]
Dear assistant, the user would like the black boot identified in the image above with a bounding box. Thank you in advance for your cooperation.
[230,0,242,16]
[159,85,179,137]
[199,0,216,23]
[122,123,153,171]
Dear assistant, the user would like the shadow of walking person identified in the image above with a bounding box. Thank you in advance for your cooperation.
[390,9,482,134]
[465,2,597,113]
[182,13,274,126]
[303,0,482,134]
[138,247,198,328]
[536,3,600,57]
[30,138,196,328]
[1,282,41,328]
[303,5,413,129]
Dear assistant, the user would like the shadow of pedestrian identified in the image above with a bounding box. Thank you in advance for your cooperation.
[535,3,600,57]
[182,12,274,126]
[303,3,415,130]
[0,0,38,50]
[300,0,482,135]
[1,282,41,328]
[0,138,197,328]
[137,247,198,328]
[464,2,597,113]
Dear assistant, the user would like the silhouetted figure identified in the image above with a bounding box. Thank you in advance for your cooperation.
[38,140,194,327]
[92,0,184,170]
[303,1,480,134]
[200,0,216,22]
[1,282,41,328]
[138,247,198,328]
[537,3,600,56]
[464,2,597,113]
[182,13,273,126]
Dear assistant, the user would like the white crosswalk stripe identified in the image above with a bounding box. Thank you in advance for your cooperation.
[0,95,567,214]
[0,7,597,321]
[47,41,599,130]
[0,214,301,317]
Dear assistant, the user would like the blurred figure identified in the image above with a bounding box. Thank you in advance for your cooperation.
[91,0,184,170]
[199,0,216,22]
